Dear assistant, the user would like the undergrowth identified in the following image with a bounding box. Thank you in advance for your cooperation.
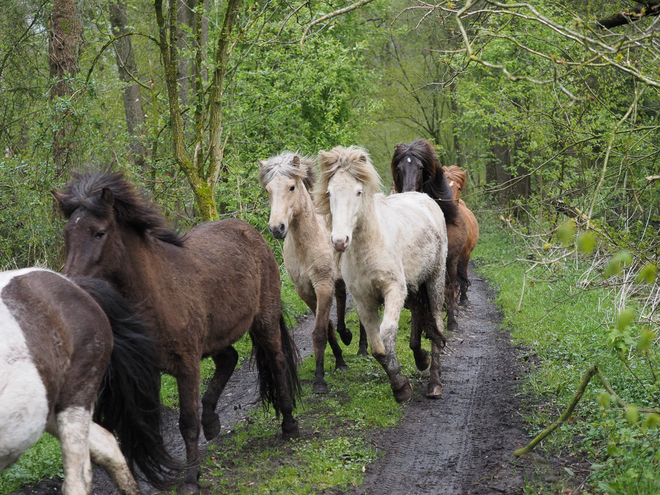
[472,214,660,494]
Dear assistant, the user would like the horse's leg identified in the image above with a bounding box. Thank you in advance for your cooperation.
[445,253,460,332]
[176,367,202,493]
[358,321,369,356]
[201,346,239,440]
[426,275,448,398]
[47,407,93,495]
[88,423,140,495]
[334,279,352,346]
[298,291,329,393]
[362,288,412,404]
[457,253,470,307]
[407,291,430,372]
[327,319,348,371]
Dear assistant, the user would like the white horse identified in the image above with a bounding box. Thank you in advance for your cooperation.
[259,152,367,394]
[314,146,448,402]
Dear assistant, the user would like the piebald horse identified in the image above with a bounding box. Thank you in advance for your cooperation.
[315,146,448,402]
[259,152,367,392]
[0,268,179,494]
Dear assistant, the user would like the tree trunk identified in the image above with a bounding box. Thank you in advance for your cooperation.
[49,0,83,173]
[109,1,150,171]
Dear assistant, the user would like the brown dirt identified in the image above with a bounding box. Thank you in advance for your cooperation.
[11,265,586,494]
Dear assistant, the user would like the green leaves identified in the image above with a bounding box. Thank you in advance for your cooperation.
[636,264,657,284]
[577,231,597,255]
[556,220,576,246]
[604,251,633,278]
[616,308,635,332]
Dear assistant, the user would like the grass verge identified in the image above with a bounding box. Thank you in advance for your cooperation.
[471,215,660,494]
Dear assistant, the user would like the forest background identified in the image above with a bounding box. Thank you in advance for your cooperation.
[1,0,660,493]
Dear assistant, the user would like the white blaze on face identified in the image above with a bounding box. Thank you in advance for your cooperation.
[327,170,363,252]
[0,269,50,470]
[449,181,454,187]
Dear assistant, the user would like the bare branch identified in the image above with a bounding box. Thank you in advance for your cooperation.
[300,0,376,49]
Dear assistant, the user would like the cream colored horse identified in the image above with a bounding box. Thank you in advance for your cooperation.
[315,146,449,402]
[259,152,366,394]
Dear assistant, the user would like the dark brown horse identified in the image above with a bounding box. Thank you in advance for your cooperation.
[443,165,480,306]
[0,269,179,494]
[53,170,301,494]
[391,139,468,331]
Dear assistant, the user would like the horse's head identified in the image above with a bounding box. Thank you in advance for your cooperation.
[391,144,424,192]
[258,153,312,240]
[316,146,379,253]
[53,186,121,280]
[443,166,466,200]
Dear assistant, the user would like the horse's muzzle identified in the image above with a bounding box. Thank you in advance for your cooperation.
[270,224,287,239]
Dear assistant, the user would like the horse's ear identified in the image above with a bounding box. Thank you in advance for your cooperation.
[101,187,114,207]
[359,153,367,163]
[292,155,300,167]
[257,159,265,169]
[51,189,65,205]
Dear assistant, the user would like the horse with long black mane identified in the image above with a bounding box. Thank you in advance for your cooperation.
[53,170,301,494]
[391,138,468,332]
[315,146,448,401]
[443,165,480,306]
[259,152,367,393]
[0,268,179,494]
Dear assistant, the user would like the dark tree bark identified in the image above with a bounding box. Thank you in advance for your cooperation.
[49,0,83,172]
[109,1,150,171]
[598,3,660,29]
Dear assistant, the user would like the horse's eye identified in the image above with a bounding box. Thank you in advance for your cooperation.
[289,185,295,192]
[94,231,106,239]
[356,190,362,197]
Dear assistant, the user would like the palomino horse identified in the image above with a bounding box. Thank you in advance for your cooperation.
[0,268,179,494]
[315,146,448,401]
[259,152,367,392]
[53,170,300,494]
[391,139,467,331]
[443,165,480,306]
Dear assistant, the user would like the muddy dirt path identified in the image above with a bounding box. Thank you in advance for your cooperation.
[14,266,548,494]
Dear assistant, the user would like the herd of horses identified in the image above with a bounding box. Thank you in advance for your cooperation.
[0,138,479,494]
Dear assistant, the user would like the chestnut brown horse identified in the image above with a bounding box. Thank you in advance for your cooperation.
[53,170,300,494]
[391,139,467,331]
[443,166,480,306]
[0,269,179,494]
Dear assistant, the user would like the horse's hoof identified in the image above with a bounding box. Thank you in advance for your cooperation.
[338,327,353,346]
[447,319,459,332]
[414,350,430,371]
[202,414,221,440]
[178,482,200,495]
[392,379,413,403]
[335,361,348,372]
[426,383,443,398]
[357,346,369,357]
[313,380,329,394]
[282,421,300,440]
[459,298,469,307]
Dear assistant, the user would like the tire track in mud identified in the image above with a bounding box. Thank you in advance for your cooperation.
[349,266,531,495]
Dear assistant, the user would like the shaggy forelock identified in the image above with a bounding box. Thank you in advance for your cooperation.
[314,146,382,216]
[258,152,316,190]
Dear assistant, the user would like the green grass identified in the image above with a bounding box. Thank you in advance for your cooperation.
[200,308,424,494]
[471,216,660,494]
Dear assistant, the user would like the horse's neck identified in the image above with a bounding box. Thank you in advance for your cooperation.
[115,231,172,295]
[351,195,383,254]
[289,188,325,241]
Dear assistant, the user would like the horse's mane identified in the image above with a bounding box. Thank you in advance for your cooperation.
[315,146,382,217]
[258,152,316,191]
[55,169,185,246]
[391,139,461,226]
[442,165,467,191]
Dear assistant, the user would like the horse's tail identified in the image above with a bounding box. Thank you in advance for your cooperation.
[74,277,181,490]
[251,314,301,415]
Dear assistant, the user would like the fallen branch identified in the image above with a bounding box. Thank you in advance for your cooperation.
[514,364,660,457]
